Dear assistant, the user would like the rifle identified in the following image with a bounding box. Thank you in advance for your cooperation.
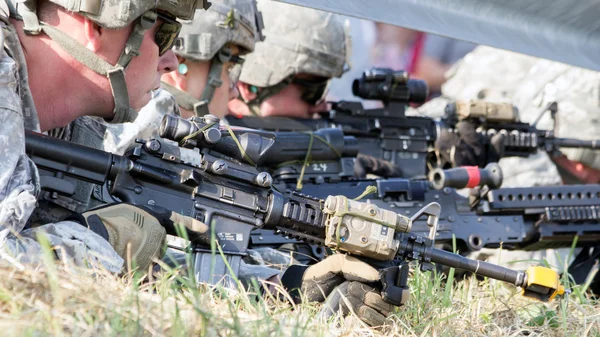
[442,100,600,159]
[225,68,437,179]
[25,126,564,302]
[162,115,600,255]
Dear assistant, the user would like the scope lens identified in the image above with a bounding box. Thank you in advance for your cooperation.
[407,80,428,104]
[159,115,194,141]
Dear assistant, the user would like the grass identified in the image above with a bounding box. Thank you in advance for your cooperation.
[1,246,600,336]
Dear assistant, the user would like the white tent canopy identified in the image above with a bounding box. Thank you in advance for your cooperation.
[273,0,600,71]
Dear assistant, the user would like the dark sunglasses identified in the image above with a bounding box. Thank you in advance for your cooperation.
[292,77,330,105]
[154,12,182,56]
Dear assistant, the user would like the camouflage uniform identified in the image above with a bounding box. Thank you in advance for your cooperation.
[418,45,600,272]
[0,11,123,272]
[104,89,180,155]
[1,0,203,272]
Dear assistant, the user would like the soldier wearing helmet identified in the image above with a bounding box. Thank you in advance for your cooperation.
[226,0,402,179]
[227,0,351,119]
[163,0,263,118]
[103,0,264,155]
[0,0,207,272]
[99,0,280,287]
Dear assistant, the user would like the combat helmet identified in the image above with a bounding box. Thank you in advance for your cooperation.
[238,0,351,108]
[163,0,264,115]
[8,0,210,123]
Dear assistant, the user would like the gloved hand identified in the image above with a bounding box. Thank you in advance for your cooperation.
[72,203,208,272]
[354,153,404,178]
[281,254,403,327]
[435,120,505,168]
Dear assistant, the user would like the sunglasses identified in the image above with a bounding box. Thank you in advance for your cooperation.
[154,12,182,56]
[292,77,330,105]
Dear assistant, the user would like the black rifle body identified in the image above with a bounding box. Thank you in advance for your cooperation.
[26,131,328,285]
[225,101,437,179]
[274,178,600,253]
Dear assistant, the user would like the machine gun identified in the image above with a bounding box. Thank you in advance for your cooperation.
[442,100,600,159]
[279,163,600,254]
[225,68,437,179]
[25,128,565,302]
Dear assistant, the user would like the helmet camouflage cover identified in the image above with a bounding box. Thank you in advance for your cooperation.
[175,0,264,61]
[239,0,351,87]
[47,0,205,28]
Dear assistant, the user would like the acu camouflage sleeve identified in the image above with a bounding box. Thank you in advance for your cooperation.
[0,24,39,247]
[104,88,180,154]
[0,24,123,272]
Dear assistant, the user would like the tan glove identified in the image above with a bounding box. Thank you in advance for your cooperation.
[281,254,402,327]
[76,204,208,272]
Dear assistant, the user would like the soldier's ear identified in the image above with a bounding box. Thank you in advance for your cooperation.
[238,82,257,101]
[82,17,102,52]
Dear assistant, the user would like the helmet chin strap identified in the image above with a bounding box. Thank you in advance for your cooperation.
[14,1,157,123]
[163,47,236,117]
[243,76,292,116]
[161,81,210,116]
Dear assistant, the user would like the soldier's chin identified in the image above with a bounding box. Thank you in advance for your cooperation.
[132,91,153,111]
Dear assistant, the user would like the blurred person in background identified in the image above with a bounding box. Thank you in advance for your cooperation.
[414,34,477,97]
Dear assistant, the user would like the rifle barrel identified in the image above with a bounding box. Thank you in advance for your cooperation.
[552,137,600,149]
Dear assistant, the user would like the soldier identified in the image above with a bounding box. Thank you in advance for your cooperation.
[104,0,264,155]
[421,46,600,286]
[224,1,402,326]
[162,0,263,119]
[0,0,208,273]
[226,0,402,179]
[227,0,350,119]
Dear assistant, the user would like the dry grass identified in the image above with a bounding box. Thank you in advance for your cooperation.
[1,255,599,337]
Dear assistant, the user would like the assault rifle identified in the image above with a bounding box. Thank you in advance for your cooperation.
[163,115,600,256]
[225,68,437,179]
[442,100,600,159]
[25,123,564,302]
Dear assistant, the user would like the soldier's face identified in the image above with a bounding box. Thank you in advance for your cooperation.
[16,9,179,129]
[122,18,179,111]
[258,74,329,118]
[74,15,179,114]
